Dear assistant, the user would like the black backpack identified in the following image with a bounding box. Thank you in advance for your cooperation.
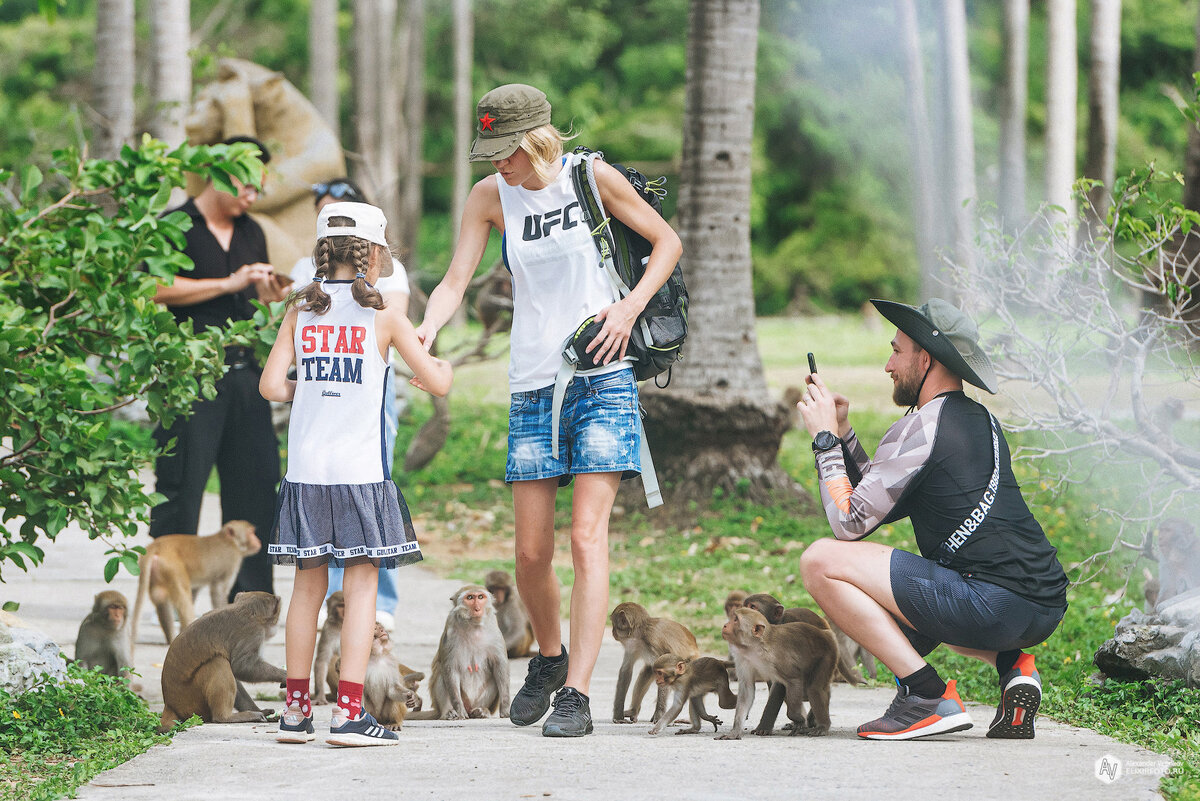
[569,147,689,386]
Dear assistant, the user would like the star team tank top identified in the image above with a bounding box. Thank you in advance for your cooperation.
[285,281,391,485]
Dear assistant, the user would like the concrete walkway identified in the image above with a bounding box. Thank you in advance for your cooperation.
[4,493,1175,801]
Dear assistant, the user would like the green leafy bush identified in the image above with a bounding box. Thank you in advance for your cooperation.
[0,138,272,580]
[754,191,917,313]
[0,661,174,801]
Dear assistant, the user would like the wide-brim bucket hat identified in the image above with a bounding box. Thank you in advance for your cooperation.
[468,84,553,163]
[870,297,998,394]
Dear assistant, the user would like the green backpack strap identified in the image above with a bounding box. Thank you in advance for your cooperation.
[566,151,663,510]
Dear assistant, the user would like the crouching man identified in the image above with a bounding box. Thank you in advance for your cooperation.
[796,298,1068,740]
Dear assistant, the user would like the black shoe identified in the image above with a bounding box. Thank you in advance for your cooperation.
[509,648,568,726]
[542,686,593,737]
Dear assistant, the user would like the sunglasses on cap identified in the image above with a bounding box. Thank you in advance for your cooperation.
[311,181,366,203]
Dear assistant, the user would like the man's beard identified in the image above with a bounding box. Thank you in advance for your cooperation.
[892,366,923,407]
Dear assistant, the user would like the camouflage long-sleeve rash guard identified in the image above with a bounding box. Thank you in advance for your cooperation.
[812,391,1068,608]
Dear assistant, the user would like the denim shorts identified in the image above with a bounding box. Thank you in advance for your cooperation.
[889,549,1067,655]
[506,368,641,485]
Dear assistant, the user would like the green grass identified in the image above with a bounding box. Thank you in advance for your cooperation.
[0,663,193,801]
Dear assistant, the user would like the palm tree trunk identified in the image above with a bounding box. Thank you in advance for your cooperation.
[94,0,135,159]
[999,0,1030,232]
[309,0,339,132]
[942,0,976,294]
[1084,0,1121,230]
[399,0,426,267]
[1045,0,1079,226]
[451,0,473,246]
[642,0,802,508]
[150,0,191,146]
[895,0,942,298]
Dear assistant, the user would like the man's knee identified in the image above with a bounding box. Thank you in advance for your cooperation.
[800,537,843,582]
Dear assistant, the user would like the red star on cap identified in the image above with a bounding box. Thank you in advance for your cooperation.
[479,113,496,132]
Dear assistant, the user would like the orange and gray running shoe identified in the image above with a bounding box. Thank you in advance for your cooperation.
[857,679,974,740]
[987,653,1041,739]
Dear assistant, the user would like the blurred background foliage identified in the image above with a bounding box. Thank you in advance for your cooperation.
[1,0,1196,312]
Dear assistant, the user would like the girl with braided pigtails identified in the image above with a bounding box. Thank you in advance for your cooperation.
[260,202,452,746]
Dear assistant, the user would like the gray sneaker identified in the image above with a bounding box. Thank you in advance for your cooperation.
[856,678,973,740]
[509,648,568,726]
[542,686,593,737]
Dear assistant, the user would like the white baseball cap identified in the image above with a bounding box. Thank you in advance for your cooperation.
[317,201,389,249]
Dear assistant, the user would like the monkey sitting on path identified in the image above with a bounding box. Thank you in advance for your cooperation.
[158,591,287,732]
[409,585,509,720]
[363,623,423,730]
[485,569,535,658]
[75,590,136,685]
[610,602,700,724]
[132,520,262,649]
[312,591,345,704]
[718,607,837,740]
[648,654,737,736]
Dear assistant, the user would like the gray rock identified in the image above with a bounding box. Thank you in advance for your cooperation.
[1094,588,1200,686]
[0,611,71,695]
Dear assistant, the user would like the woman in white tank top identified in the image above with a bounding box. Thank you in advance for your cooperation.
[415,84,682,737]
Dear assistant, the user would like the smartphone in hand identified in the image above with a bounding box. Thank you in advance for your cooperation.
[808,352,818,374]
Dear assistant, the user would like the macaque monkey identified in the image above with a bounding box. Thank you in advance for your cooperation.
[1148,518,1200,607]
[485,569,535,658]
[474,265,514,333]
[158,591,287,732]
[75,590,134,681]
[363,623,422,730]
[396,659,425,712]
[312,591,345,704]
[724,591,748,617]
[131,520,262,649]
[610,602,700,724]
[648,654,737,736]
[718,607,837,740]
[409,585,509,720]
[743,592,866,685]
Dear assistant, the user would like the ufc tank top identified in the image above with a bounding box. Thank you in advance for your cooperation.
[496,152,629,392]
[285,281,391,485]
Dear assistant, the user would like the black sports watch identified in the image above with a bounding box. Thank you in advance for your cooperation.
[812,430,842,453]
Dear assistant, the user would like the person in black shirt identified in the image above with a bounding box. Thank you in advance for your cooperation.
[150,136,291,596]
[796,298,1068,741]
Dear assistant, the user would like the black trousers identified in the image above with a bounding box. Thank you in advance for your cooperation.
[150,364,280,596]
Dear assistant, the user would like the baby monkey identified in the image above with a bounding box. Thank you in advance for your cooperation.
[647,654,737,736]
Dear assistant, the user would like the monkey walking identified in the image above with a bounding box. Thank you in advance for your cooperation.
[131,520,262,650]
[648,654,737,736]
[719,607,837,740]
[363,624,424,730]
[743,592,866,685]
[409,585,509,720]
[158,591,287,732]
[485,570,536,658]
[75,590,137,686]
[610,602,700,724]
[312,591,345,704]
